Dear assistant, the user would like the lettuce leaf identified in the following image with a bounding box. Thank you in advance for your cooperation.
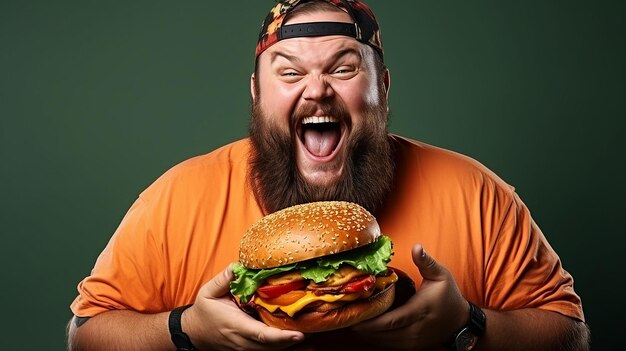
[230,262,297,303]
[315,235,392,275]
[230,235,393,303]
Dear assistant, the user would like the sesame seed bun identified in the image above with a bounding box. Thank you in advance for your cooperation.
[239,201,382,269]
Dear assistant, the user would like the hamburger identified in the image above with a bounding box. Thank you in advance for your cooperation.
[229,201,399,333]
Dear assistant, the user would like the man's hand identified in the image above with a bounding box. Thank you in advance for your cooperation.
[351,244,469,350]
[183,264,305,351]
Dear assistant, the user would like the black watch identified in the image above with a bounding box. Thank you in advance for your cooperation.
[448,301,486,351]
[169,304,196,351]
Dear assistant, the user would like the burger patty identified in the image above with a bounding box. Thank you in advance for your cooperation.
[250,281,391,318]
[262,299,350,317]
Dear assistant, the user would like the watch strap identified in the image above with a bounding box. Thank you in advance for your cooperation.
[447,301,486,351]
[467,301,486,336]
[168,304,196,351]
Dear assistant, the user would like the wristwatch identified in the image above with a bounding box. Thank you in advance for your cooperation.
[168,304,196,351]
[448,301,486,351]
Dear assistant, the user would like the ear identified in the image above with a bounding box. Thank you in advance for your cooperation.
[250,73,257,102]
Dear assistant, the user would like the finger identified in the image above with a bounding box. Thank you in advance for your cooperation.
[239,321,305,349]
[412,243,448,281]
[253,326,304,347]
[204,264,235,298]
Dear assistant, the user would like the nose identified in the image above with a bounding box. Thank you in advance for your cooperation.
[302,75,334,101]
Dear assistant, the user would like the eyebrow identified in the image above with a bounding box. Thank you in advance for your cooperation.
[271,47,361,65]
[271,51,301,64]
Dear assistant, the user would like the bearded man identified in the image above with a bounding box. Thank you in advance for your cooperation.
[68,1,589,350]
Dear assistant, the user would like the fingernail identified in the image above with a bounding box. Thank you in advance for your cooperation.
[421,249,427,258]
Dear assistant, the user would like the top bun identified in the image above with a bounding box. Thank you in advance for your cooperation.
[239,201,381,269]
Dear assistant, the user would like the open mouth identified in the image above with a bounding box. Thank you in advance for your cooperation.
[298,116,344,158]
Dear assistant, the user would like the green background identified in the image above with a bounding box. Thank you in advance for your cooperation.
[1,1,623,349]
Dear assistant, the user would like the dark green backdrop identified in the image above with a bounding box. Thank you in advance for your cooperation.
[1,1,623,349]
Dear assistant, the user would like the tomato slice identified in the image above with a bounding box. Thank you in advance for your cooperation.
[266,290,307,305]
[256,279,307,299]
[342,275,376,294]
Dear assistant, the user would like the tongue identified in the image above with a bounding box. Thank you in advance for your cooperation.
[303,127,340,157]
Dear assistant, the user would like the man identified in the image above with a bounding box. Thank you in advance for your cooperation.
[67,1,589,350]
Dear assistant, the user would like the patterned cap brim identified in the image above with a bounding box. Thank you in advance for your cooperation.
[255,0,383,60]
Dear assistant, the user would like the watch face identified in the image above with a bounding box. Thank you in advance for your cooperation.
[456,328,478,351]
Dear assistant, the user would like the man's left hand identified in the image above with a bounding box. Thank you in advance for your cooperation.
[351,244,470,350]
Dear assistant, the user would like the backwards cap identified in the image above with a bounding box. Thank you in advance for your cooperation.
[255,0,383,60]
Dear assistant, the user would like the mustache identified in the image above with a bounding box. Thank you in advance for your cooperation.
[291,101,351,128]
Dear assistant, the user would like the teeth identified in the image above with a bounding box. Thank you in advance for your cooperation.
[302,116,339,124]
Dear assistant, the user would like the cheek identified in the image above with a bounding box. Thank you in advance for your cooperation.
[256,97,292,135]
[338,78,380,113]
[258,94,289,126]
[259,81,302,119]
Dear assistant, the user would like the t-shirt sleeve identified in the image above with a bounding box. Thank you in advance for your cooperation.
[70,197,167,317]
[483,190,584,322]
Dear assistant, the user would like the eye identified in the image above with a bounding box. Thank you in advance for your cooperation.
[333,66,357,78]
[279,69,303,82]
[334,67,352,74]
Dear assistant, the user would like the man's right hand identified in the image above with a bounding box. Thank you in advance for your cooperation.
[183,264,305,350]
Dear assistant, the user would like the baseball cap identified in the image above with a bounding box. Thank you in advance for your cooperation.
[255,0,383,60]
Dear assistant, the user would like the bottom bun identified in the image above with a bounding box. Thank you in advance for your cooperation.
[254,283,396,333]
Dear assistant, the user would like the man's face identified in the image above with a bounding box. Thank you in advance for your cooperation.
[249,8,393,214]
[253,9,389,185]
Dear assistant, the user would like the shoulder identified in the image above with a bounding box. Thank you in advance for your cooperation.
[167,138,250,175]
[390,134,515,196]
[139,138,251,201]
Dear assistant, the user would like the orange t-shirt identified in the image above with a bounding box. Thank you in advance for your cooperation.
[70,135,584,322]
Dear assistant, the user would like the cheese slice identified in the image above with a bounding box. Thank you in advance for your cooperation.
[254,273,399,317]
[254,291,354,317]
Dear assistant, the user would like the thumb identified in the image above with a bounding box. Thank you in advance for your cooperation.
[204,263,235,298]
[412,244,448,281]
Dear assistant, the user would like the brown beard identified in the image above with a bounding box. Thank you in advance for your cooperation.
[248,97,395,215]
